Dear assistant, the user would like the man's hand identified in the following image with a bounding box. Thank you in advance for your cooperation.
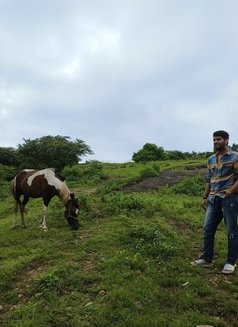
[225,189,233,197]
[202,198,208,210]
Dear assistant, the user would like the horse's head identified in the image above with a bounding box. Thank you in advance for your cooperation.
[64,193,79,230]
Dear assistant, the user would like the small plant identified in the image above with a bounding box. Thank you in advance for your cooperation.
[139,162,160,179]
[122,225,179,261]
[77,193,90,211]
[172,175,204,196]
[104,193,145,214]
[0,181,10,200]
[33,271,60,292]
[63,161,108,184]
[0,164,18,181]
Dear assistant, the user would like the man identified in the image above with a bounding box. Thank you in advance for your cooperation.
[195,130,238,274]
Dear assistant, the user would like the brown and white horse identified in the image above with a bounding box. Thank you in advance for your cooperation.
[11,168,79,231]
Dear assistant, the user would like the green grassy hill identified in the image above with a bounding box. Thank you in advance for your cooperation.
[0,160,238,327]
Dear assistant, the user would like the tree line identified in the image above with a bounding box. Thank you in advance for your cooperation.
[132,143,212,162]
[1,136,238,172]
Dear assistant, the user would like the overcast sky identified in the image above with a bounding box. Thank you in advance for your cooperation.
[1,0,238,162]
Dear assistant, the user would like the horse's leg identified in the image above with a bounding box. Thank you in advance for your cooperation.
[20,196,29,228]
[12,200,19,228]
[39,205,48,231]
[19,204,26,227]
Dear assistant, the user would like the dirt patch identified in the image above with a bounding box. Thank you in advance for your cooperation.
[0,263,50,316]
[123,165,207,193]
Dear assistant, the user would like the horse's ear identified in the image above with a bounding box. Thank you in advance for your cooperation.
[70,193,75,199]
[55,172,65,181]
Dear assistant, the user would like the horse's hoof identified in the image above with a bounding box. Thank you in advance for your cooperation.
[39,224,48,231]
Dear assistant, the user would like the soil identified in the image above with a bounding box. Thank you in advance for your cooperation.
[123,164,207,193]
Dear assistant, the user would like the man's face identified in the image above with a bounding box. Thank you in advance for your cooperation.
[213,136,227,151]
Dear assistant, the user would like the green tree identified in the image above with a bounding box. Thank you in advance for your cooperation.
[132,143,166,163]
[0,147,19,166]
[231,143,238,152]
[165,150,185,160]
[17,135,94,171]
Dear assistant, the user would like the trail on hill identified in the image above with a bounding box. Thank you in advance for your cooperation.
[123,165,207,193]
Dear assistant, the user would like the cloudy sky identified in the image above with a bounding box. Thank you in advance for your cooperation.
[1,0,238,162]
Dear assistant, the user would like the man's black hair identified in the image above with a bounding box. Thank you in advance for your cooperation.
[213,130,229,140]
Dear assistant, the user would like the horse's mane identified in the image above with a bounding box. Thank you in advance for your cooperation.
[58,182,71,204]
[55,172,65,182]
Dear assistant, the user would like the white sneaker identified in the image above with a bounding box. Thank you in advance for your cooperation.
[192,258,213,267]
[221,263,236,274]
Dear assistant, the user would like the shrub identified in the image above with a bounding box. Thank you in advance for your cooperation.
[172,175,204,196]
[139,162,160,178]
[77,193,90,211]
[0,164,18,181]
[0,181,11,200]
[122,225,178,261]
[33,271,61,292]
[132,143,166,162]
[104,193,145,215]
[62,161,108,184]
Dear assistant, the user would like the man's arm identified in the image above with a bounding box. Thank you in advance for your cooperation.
[203,182,210,199]
[225,180,238,197]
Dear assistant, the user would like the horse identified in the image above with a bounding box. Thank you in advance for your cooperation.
[11,168,79,231]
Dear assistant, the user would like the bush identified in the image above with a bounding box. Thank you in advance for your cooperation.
[62,161,108,184]
[132,143,166,162]
[122,225,178,261]
[104,193,145,215]
[139,162,160,178]
[34,271,61,292]
[172,175,204,196]
[0,164,18,181]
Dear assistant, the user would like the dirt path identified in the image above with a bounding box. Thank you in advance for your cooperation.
[123,165,207,192]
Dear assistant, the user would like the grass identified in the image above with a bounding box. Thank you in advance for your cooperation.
[1,160,238,327]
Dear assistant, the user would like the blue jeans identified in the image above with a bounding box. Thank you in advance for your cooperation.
[203,194,238,265]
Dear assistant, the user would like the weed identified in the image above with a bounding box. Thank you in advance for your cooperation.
[172,175,204,196]
[139,162,160,178]
[103,193,145,215]
[33,271,61,292]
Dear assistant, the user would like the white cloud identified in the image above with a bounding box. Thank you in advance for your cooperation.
[1,0,238,161]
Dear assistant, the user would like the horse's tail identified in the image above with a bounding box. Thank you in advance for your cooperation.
[10,176,19,227]
[11,176,20,213]
[10,176,17,199]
